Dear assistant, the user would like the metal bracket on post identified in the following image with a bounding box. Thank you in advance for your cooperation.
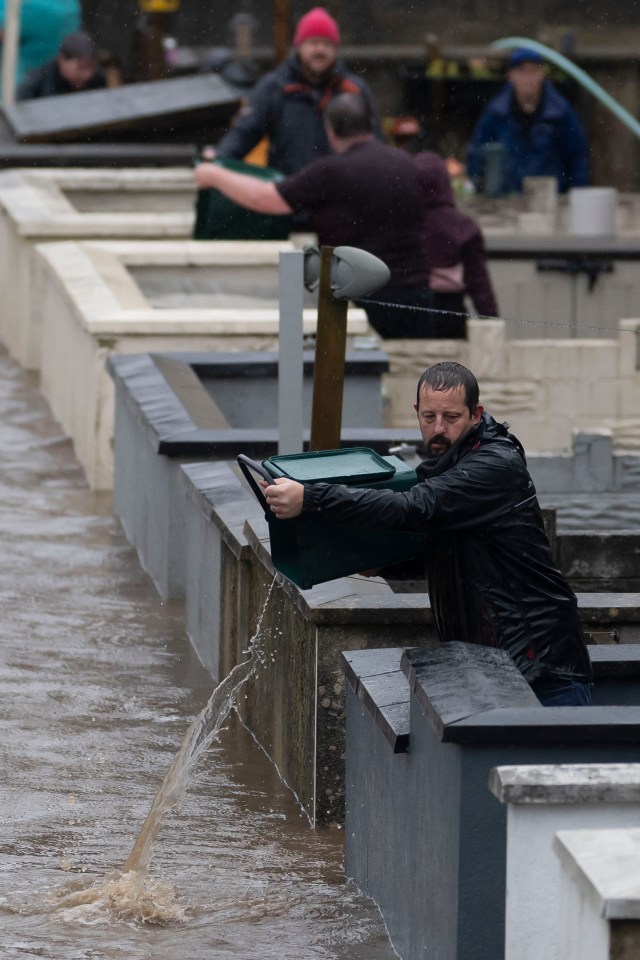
[278,250,305,455]
[309,246,390,452]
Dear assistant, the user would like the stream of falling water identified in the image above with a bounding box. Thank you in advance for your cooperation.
[49,576,281,925]
[0,348,396,960]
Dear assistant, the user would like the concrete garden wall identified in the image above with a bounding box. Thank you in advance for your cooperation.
[342,644,640,960]
[0,168,196,369]
[34,239,370,489]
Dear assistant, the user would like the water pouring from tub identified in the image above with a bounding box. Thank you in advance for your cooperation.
[54,245,390,923]
[54,575,280,924]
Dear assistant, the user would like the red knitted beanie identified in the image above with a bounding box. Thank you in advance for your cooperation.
[294,7,341,46]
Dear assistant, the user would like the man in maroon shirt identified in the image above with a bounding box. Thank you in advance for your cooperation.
[195,93,464,338]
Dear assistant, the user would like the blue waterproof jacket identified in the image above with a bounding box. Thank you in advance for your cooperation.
[467,81,589,194]
[0,0,80,90]
[215,54,380,175]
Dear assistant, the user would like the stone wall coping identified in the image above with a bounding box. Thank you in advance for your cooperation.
[35,239,370,333]
[10,167,195,186]
[402,643,539,741]
[85,238,295,263]
[0,142,196,169]
[402,643,640,745]
[0,168,195,236]
[342,647,412,752]
[590,644,640,677]
[576,594,640,622]
[107,352,413,459]
[490,763,640,804]
[554,828,640,919]
[485,235,640,257]
[343,645,640,755]
[179,461,262,560]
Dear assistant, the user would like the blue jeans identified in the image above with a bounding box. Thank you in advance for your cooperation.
[530,678,593,707]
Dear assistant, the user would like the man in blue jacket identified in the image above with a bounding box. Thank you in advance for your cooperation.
[467,48,589,194]
[262,361,593,706]
[213,6,379,175]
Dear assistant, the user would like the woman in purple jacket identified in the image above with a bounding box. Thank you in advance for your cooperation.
[413,151,499,335]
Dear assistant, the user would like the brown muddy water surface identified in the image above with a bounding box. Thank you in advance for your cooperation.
[0,349,395,960]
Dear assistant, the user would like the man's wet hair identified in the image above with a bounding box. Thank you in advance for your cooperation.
[59,32,97,61]
[325,93,372,139]
[416,362,480,414]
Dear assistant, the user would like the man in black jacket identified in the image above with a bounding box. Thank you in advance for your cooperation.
[213,6,379,175]
[263,362,593,706]
[195,93,437,336]
[17,31,106,101]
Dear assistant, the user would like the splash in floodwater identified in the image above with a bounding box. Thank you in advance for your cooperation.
[54,575,280,925]
[51,870,189,925]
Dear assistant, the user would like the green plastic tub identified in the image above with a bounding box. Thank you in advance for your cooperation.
[193,158,292,241]
[238,448,425,589]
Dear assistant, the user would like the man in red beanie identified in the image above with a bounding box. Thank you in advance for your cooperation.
[214,6,379,177]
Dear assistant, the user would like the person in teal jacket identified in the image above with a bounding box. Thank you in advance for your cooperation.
[0,0,80,94]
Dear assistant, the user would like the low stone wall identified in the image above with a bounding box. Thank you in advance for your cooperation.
[342,644,640,960]
[0,168,196,370]
[382,318,640,454]
[556,827,640,960]
[491,763,640,960]
[35,239,369,489]
[109,350,391,598]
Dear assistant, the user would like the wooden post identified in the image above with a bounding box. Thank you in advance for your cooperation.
[309,246,348,452]
[273,0,291,66]
[1,0,22,107]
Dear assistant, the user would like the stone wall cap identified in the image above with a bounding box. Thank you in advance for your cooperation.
[341,647,411,753]
[402,643,538,739]
[554,828,640,919]
[490,763,640,804]
[179,461,261,558]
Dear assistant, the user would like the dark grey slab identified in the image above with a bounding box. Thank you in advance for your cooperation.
[486,235,640,259]
[562,535,640,593]
[342,647,409,690]
[179,460,263,560]
[400,642,640,745]
[342,648,413,753]
[576,593,640,622]
[107,351,411,459]
[447,707,640,744]
[2,74,240,143]
[402,643,538,739]
[591,644,640,678]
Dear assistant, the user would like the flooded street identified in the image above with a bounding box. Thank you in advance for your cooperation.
[0,348,395,960]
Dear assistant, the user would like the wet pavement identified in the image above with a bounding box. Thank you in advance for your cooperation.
[0,348,395,959]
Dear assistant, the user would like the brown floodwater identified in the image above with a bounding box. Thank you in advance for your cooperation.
[0,348,396,960]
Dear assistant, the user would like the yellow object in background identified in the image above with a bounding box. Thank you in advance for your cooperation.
[243,136,269,167]
[139,0,180,12]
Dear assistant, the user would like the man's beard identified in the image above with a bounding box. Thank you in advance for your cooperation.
[426,436,452,458]
[300,56,335,81]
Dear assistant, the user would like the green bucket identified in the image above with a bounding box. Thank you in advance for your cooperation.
[193,158,292,241]
[238,448,425,589]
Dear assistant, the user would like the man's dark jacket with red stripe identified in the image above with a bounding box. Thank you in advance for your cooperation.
[301,413,593,683]
[215,54,380,175]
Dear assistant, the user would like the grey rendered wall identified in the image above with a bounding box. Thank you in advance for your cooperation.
[113,380,188,600]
